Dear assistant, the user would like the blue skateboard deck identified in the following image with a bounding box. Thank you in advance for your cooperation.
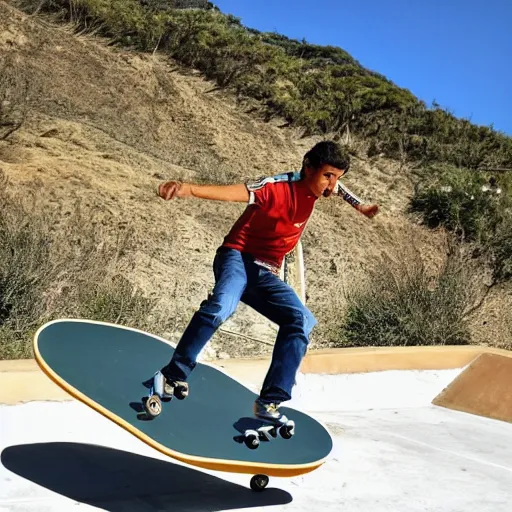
[33,319,333,490]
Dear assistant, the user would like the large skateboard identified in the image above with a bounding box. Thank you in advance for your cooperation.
[33,319,333,491]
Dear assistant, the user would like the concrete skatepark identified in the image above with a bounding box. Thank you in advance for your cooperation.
[1,345,512,511]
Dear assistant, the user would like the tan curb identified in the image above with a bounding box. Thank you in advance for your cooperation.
[0,359,71,404]
[1,345,511,405]
[299,345,512,374]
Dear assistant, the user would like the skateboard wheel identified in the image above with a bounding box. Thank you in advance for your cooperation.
[244,432,260,450]
[279,423,294,439]
[144,395,162,418]
[250,474,269,492]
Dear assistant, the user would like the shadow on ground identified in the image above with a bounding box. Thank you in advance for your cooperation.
[1,442,293,511]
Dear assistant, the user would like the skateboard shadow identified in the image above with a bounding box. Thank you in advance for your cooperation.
[233,417,277,444]
[234,417,275,433]
[1,442,293,511]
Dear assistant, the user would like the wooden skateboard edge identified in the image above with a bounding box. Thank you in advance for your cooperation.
[33,318,332,478]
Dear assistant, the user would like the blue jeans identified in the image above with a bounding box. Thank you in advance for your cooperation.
[161,247,317,403]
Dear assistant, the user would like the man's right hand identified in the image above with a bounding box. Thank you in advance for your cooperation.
[157,181,190,200]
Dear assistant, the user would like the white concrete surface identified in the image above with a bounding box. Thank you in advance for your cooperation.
[1,368,512,511]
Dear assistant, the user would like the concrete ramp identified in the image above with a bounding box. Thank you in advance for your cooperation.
[432,353,512,423]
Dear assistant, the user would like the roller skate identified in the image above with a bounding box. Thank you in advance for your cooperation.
[143,371,189,418]
[241,398,296,450]
[253,399,284,422]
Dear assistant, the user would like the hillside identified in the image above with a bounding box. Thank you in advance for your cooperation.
[0,0,510,360]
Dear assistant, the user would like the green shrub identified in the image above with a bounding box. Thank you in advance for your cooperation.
[486,213,512,283]
[339,248,472,347]
[410,166,507,242]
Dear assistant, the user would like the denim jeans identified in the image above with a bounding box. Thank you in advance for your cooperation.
[161,247,317,404]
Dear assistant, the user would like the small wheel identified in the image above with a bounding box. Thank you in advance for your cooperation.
[245,433,260,450]
[279,424,294,440]
[174,386,188,400]
[144,395,162,418]
[250,474,269,492]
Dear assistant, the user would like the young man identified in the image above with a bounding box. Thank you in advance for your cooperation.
[154,141,378,421]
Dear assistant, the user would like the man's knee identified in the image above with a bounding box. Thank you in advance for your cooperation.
[283,306,317,337]
[198,292,237,327]
[303,307,317,336]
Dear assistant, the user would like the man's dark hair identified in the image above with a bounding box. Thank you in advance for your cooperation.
[300,140,350,178]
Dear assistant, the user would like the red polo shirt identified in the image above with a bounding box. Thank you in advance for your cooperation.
[222,179,317,269]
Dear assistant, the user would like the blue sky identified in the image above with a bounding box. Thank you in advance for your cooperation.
[213,0,512,136]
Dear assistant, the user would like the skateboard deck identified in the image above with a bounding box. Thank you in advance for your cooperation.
[33,319,333,489]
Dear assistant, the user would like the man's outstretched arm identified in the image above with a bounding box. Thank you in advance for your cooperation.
[335,182,379,218]
[158,181,250,202]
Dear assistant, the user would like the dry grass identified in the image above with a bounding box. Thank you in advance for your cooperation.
[0,53,30,140]
[0,170,170,359]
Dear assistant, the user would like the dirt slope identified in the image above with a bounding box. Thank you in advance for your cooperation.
[1,1,507,358]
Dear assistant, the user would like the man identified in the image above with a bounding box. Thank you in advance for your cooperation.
[154,140,378,421]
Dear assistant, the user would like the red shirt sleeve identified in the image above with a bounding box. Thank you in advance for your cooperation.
[248,183,276,215]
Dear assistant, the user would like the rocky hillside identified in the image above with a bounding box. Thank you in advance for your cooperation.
[1,1,508,359]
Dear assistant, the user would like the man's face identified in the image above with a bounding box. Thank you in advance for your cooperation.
[304,164,346,198]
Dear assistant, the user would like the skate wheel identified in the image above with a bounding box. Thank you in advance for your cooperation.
[174,386,188,400]
[244,432,260,450]
[279,423,294,439]
[250,474,269,492]
[144,395,162,418]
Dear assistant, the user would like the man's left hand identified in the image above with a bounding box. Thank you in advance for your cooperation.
[359,204,379,218]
